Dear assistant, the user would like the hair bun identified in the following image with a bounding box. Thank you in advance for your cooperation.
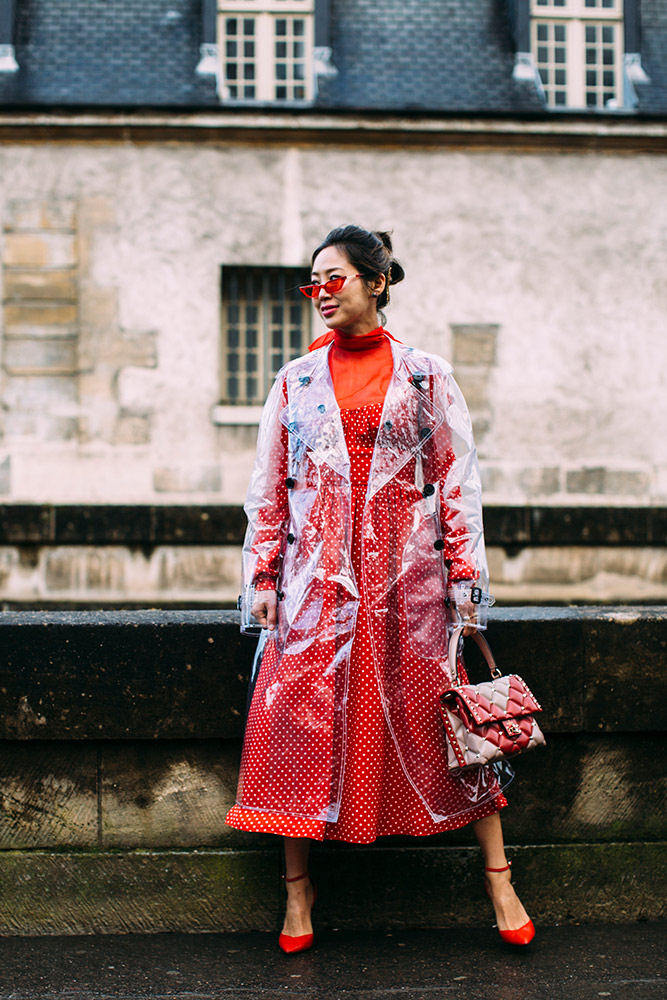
[373,231,404,286]
[373,230,394,253]
[388,260,405,286]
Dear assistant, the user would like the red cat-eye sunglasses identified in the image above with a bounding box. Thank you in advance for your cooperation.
[299,274,362,299]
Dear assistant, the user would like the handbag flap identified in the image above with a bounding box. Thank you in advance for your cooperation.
[441,674,543,726]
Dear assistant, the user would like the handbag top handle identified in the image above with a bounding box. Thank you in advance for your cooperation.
[448,626,502,685]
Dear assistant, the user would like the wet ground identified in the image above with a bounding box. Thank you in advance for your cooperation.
[0,922,663,1000]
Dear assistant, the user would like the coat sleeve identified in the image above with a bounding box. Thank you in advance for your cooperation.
[430,369,489,591]
[242,375,290,593]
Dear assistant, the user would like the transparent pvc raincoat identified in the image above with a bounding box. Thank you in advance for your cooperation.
[237,337,502,824]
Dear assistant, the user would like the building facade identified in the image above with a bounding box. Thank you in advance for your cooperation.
[0,1,665,605]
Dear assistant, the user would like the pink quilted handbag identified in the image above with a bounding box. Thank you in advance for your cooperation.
[439,627,546,772]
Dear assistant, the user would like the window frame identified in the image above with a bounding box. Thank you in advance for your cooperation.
[219,0,313,10]
[533,0,622,12]
[531,0,624,109]
[219,264,312,407]
[217,1,315,104]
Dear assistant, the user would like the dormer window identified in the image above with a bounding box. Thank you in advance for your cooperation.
[531,0,624,108]
[217,1,314,103]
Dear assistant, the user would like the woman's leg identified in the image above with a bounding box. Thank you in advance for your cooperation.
[471,812,531,931]
[281,837,315,938]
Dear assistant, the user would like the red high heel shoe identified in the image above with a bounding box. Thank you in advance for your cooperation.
[484,863,535,946]
[278,872,317,954]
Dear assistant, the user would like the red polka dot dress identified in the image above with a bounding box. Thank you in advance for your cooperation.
[226,329,506,843]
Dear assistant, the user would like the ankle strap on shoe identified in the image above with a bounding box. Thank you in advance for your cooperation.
[485,862,512,873]
[283,872,310,883]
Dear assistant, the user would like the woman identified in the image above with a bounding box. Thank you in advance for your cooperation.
[226,225,534,951]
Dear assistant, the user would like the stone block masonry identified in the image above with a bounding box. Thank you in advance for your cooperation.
[0,195,161,503]
[0,504,664,606]
[0,606,663,934]
[450,324,499,452]
[1,199,80,445]
[3,270,78,301]
[3,232,77,269]
[75,196,158,449]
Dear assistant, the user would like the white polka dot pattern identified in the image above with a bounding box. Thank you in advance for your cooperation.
[226,402,507,843]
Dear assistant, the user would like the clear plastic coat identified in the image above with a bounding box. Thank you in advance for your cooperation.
[237,338,503,823]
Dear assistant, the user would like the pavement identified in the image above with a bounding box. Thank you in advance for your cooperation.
[0,923,664,1000]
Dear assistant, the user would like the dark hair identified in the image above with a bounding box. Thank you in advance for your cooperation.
[311,224,405,318]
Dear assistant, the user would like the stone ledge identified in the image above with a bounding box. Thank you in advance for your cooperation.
[0,505,246,545]
[0,849,277,936]
[0,734,662,851]
[0,842,662,935]
[487,505,667,547]
[0,504,664,546]
[0,607,664,738]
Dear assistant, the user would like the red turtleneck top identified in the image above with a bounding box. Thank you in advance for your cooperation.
[311,326,396,409]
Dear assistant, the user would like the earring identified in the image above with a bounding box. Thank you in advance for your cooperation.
[372,292,378,298]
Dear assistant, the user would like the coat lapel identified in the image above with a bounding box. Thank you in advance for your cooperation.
[278,338,449,493]
[279,345,351,481]
[367,341,447,499]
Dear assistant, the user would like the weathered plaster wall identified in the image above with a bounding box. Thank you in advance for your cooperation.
[0,140,665,506]
[1,544,666,607]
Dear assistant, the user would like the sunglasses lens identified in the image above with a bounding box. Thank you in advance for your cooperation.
[326,276,346,293]
[300,276,349,298]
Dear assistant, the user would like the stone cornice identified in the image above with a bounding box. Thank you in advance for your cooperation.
[0,109,665,151]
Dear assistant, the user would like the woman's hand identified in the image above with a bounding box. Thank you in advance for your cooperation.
[251,590,278,631]
[447,589,479,636]
[454,598,478,637]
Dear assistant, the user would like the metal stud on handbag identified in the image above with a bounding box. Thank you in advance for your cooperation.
[439,626,546,773]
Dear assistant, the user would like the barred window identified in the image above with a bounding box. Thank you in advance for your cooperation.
[218,1,314,102]
[220,266,312,405]
[531,0,623,109]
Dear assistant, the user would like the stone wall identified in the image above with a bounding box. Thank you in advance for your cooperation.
[1,541,667,607]
[1,199,80,441]
[0,131,664,511]
[0,504,665,607]
[0,606,664,933]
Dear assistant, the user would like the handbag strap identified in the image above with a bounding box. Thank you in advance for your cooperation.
[448,626,502,684]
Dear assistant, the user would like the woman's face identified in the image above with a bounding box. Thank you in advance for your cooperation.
[310,245,385,336]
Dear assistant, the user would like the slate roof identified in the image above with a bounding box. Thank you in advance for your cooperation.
[0,0,218,107]
[635,0,667,112]
[0,0,665,114]
[317,0,543,112]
